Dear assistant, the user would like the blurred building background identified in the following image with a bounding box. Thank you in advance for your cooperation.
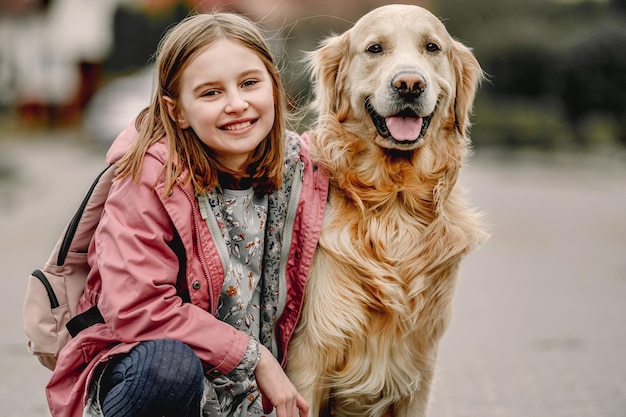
[1,0,624,151]
[1,1,626,417]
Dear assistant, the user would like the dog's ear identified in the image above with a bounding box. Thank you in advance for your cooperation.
[449,40,484,137]
[307,32,351,120]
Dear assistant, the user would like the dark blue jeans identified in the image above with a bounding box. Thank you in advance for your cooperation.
[99,339,204,417]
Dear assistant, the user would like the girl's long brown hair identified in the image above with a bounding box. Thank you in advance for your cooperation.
[115,12,287,196]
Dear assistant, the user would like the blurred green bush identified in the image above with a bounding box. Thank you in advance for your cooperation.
[435,0,626,150]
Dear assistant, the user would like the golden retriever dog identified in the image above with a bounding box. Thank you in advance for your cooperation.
[287,5,487,417]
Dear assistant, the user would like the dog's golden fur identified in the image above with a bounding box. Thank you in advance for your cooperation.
[286,5,487,417]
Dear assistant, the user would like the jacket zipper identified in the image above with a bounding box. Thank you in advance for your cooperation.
[31,269,60,309]
[272,160,304,358]
[197,193,230,297]
[181,185,216,314]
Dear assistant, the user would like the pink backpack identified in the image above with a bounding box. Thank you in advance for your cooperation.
[23,165,114,370]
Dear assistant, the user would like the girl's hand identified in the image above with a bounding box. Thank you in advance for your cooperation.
[254,344,309,417]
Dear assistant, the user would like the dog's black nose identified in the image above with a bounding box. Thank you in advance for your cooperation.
[392,72,426,97]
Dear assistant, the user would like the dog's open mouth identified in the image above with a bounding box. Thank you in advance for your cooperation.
[365,98,432,144]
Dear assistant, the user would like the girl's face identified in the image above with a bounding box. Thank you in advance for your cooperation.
[166,38,275,171]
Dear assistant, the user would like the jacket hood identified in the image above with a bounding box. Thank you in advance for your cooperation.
[106,120,139,164]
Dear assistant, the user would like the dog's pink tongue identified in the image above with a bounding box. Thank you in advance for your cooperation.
[385,116,423,141]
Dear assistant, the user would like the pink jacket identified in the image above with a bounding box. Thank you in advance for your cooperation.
[45,125,328,417]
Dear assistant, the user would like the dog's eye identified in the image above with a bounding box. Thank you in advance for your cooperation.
[366,44,383,54]
[426,42,441,53]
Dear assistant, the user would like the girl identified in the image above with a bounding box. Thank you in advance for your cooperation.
[46,12,327,417]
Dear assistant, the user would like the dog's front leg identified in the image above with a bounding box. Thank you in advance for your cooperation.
[391,369,433,417]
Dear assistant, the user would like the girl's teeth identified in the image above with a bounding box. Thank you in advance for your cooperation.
[224,121,252,130]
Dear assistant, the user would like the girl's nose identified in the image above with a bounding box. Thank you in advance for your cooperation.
[225,92,249,113]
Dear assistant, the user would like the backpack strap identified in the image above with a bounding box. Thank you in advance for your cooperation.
[55,164,116,266]
[66,305,104,337]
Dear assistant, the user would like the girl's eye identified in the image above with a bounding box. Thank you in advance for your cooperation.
[242,79,258,88]
[202,90,220,97]
[367,44,383,54]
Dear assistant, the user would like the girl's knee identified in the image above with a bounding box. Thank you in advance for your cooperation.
[134,339,203,385]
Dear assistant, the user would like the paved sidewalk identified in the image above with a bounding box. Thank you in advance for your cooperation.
[0,132,107,417]
[429,151,626,417]
[1,133,625,416]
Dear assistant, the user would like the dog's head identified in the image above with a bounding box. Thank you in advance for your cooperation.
[308,4,483,151]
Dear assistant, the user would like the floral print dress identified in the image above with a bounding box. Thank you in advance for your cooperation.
[199,187,272,417]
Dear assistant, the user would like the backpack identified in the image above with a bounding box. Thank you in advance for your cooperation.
[23,165,115,370]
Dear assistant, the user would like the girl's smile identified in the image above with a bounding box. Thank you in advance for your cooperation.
[220,120,256,131]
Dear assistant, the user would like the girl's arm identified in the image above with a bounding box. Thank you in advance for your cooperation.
[95,155,248,376]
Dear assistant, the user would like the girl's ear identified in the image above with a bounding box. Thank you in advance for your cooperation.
[163,96,190,128]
